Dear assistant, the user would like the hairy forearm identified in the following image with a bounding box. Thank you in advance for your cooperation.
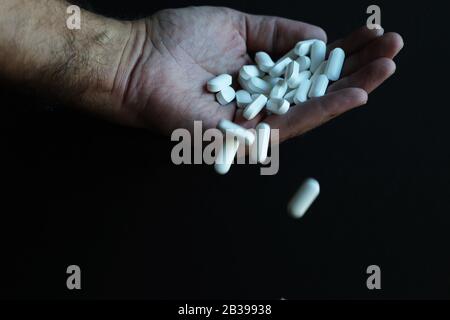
[0,0,135,117]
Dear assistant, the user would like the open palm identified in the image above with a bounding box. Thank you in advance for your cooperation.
[118,6,403,142]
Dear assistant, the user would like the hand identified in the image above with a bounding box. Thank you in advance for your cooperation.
[111,6,403,142]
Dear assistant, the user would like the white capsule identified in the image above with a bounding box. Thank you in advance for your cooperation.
[214,136,240,175]
[310,40,326,72]
[293,79,312,104]
[250,122,271,163]
[288,178,320,218]
[207,74,232,93]
[216,86,236,105]
[239,65,264,81]
[269,79,288,99]
[269,57,292,77]
[308,74,329,98]
[255,52,275,73]
[285,61,301,89]
[296,56,311,71]
[324,47,345,81]
[263,75,283,87]
[283,90,296,104]
[235,90,253,108]
[266,98,290,115]
[310,60,327,82]
[243,94,268,120]
[217,119,255,145]
[294,39,316,56]
[247,77,271,94]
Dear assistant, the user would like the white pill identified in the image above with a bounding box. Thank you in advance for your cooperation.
[239,65,264,81]
[308,74,329,98]
[216,86,236,105]
[214,136,240,175]
[251,93,260,100]
[255,52,275,72]
[250,122,271,163]
[263,75,283,86]
[235,90,253,108]
[288,178,320,219]
[298,70,312,82]
[269,57,292,77]
[294,39,316,56]
[207,74,232,93]
[283,90,296,104]
[296,56,311,71]
[247,77,271,94]
[285,61,301,89]
[310,60,327,82]
[293,79,312,104]
[310,40,326,72]
[266,98,290,115]
[243,94,268,120]
[270,79,288,99]
[324,47,345,81]
[217,119,255,145]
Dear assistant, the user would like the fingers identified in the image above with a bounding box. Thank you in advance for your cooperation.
[265,88,367,141]
[341,32,404,76]
[328,58,396,94]
[242,13,327,57]
[328,25,384,55]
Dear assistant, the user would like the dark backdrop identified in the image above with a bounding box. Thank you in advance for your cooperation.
[1,0,449,299]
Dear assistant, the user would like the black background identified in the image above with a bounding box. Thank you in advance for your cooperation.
[1,0,449,299]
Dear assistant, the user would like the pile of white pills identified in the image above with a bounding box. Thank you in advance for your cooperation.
[206,39,343,217]
[206,39,345,174]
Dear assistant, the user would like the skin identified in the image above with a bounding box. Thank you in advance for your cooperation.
[0,2,403,143]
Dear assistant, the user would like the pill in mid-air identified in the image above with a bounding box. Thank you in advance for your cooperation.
[294,79,312,104]
[310,40,326,72]
[243,94,268,120]
[217,119,255,146]
[266,98,290,115]
[235,90,253,108]
[255,52,275,72]
[309,74,329,98]
[216,86,236,105]
[207,74,232,92]
[214,136,240,175]
[324,48,345,81]
[294,39,316,56]
[269,57,292,77]
[270,79,288,99]
[250,122,271,163]
[288,178,320,219]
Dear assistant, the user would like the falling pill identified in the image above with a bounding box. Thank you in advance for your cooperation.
[288,178,320,218]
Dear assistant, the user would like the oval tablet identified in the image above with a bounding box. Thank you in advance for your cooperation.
[235,90,253,108]
[214,136,240,175]
[247,77,271,94]
[324,47,345,81]
[269,57,292,77]
[266,98,290,115]
[255,52,275,72]
[293,79,312,104]
[243,94,268,120]
[216,86,236,105]
[308,74,329,98]
[294,39,316,56]
[250,122,271,163]
[269,79,288,99]
[310,40,326,72]
[207,74,232,93]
